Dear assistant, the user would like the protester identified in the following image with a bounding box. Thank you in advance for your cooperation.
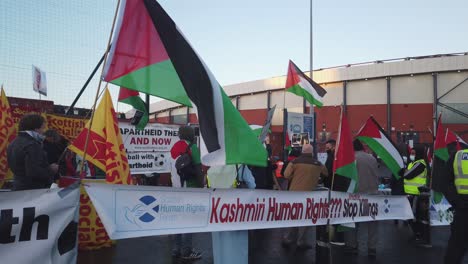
[209,164,255,264]
[170,125,202,260]
[7,114,58,190]
[400,146,428,244]
[279,147,301,189]
[250,135,275,190]
[322,139,351,243]
[391,146,408,196]
[43,129,63,181]
[443,147,468,264]
[344,139,380,257]
[282,144,328,249]
[324,139,351,191]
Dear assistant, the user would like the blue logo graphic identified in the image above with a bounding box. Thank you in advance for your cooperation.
[125,195,160,227]
[384,199,391,213]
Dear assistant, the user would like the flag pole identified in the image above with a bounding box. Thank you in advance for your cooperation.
[78,0,121,176]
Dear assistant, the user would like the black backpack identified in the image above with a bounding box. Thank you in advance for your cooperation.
[175,143,195,182]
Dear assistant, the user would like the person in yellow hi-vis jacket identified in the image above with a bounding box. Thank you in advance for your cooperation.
[444,148,468,263]
[400,146,428,244]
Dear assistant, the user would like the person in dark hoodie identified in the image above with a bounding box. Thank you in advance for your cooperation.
[7,114,58,190]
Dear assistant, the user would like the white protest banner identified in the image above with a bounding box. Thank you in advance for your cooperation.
[429,193,453,226]
[0,184,80,264]
[32,65,47,96]
[127,151,171,174]
[120,123,180,153]
[120,123,179,174]
[85,183,413,239]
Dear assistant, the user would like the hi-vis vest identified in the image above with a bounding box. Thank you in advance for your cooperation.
[404,159,427,195]
[453,149,468,195]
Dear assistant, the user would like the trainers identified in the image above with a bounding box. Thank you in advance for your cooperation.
[181,250,202,260]
[414,240,432,248]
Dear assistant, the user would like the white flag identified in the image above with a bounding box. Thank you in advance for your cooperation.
[32,65,47,96]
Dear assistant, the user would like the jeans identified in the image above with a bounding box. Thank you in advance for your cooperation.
[444,209,468,264]
[174,233,193,255]
[345,221,378,250]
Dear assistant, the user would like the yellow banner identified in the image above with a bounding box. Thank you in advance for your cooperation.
[46,114,87,141]
[78,179,113,250]
[0,88,16,187]
[69,88,131,185]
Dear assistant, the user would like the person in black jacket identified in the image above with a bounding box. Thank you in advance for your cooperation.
[321,139,350,244]
[7,114,58,190]
[443,147,468,264]
[324,139,351,192]
[43,129,63,181]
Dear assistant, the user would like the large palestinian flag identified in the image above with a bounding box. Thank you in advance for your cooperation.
[356,117,404,179]
[285,60,327,107]
[103,0,267,166]
[333,111,358,191]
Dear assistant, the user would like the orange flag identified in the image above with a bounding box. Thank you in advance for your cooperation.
[69,88,131,184]
[0,87,16,187]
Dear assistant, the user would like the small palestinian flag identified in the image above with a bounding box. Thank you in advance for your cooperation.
[446,128,468,151]
[333,110,358,191]
[103,0,266,166]
[118,87,148,130]
[432,113,450,193]
[285,60,327,107]
[356,117,404,179]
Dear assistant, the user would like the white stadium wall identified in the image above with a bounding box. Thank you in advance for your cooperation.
[153,53,468,155]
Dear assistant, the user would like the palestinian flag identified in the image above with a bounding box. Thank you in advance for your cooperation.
[426,146,432,166]
[356,117,404,179]
[333,110,358,191]
[118,87,148,130]
[103,0,266,166]
[285,131,292,154]
[432,114,450,193]
[434,115,449,161]
[446,128,468,151]
[285,60,327,107]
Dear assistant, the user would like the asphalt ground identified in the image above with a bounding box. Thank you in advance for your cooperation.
[77,221,468,264]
